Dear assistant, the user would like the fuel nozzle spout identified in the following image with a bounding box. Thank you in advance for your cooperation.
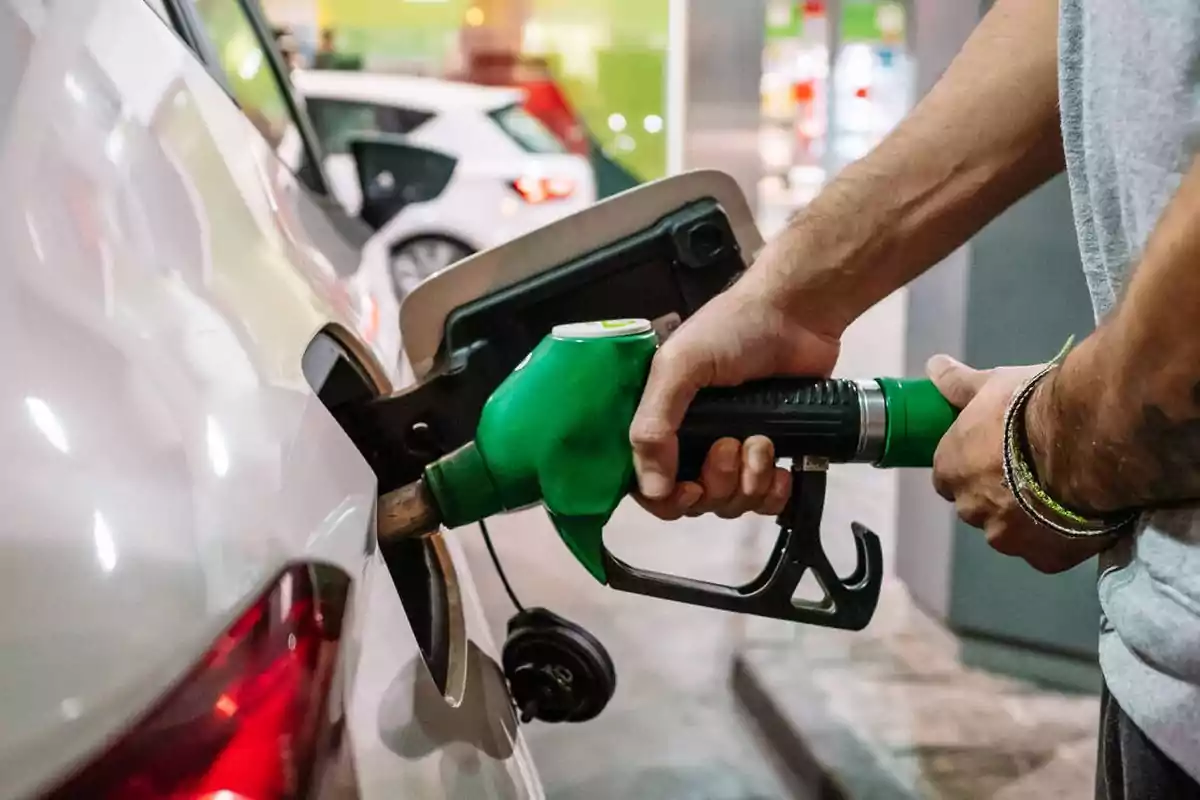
[378,477,444,541]
[377,441,509,542]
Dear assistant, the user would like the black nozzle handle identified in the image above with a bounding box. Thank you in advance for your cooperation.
[676,378,865,481]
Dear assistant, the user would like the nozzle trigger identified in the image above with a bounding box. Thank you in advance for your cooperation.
[600,460,883,630]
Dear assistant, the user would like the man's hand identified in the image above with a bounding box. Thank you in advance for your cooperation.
[927,355,1110,573]
[629,271,841,521]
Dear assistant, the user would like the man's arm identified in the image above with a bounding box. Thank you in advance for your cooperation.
[1027,158,1200,514]
[754,0,1064,333]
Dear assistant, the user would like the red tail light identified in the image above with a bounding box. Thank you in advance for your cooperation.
[45,564,354,799]
[510,175,576,204]
[521,79,589,155]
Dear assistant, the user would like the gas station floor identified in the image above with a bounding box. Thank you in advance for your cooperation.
[457,499,798,799]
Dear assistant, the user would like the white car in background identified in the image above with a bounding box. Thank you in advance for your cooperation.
[291,70,598,299]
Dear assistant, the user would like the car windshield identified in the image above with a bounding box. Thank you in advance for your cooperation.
[489,103,567,154]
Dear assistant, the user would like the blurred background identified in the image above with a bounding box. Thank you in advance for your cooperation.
[258,1,1103,797]
[261,0,909,211]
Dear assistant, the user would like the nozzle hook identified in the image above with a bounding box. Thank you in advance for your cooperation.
[602,461,883,630]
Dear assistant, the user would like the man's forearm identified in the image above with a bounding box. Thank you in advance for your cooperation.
[1026,159,1200,515]
[750,0,1064,334]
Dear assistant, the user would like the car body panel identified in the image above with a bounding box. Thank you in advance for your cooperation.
[0,1,538,797]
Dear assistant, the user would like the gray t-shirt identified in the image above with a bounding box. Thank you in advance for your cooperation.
[1059,0,1200,779]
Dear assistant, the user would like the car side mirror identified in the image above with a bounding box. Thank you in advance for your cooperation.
[349,133,458,231]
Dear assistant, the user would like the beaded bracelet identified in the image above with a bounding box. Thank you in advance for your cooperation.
[1001,338,1138,539]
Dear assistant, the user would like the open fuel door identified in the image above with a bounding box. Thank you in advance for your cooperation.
[335,170,762,494]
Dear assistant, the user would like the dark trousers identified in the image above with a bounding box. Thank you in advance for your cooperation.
[1096,682,1200,799]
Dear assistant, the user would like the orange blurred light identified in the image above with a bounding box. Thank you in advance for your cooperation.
[512,176,575,204]
[214,693,239,719]
[360,294,379,344]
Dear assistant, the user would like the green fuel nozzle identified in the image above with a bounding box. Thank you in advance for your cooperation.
[386,318,958,630]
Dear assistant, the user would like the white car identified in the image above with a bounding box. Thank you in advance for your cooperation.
[291,70,598,299]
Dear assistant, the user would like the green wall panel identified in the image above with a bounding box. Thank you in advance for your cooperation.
[318,0,669,180]
[842,1,883,41]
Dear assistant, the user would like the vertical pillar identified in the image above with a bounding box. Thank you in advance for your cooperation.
[896,0,1102,690]
[667,0,766,212]
[666,0,689,176]
[893,0,981,625]
[823,0,840,177]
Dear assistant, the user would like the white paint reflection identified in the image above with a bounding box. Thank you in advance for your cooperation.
[25,213,44,262]
[93,510,117,573]
[206,416,229,478]
[99,240,116,318]
[104,126,124,163]
[25,397,69,454]
[237,49,262,81]
[60,698,83,721]
[279,570,293,621]
[63,73,85,104]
